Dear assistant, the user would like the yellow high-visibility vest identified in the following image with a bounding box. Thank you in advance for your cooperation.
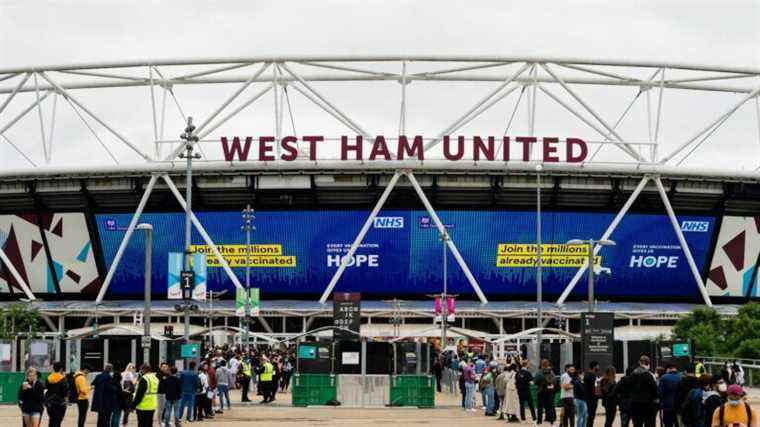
[134,373,159,411]
[260,362,273,382]
[241,361,252,377]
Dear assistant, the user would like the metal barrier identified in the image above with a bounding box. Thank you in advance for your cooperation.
[698,356,759,387]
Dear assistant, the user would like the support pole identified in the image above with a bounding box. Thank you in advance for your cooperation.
[654,177,713,306]
[318,172,402,304]
[95,175,159,303]
[556,176,650,305]
[406,172,488,304]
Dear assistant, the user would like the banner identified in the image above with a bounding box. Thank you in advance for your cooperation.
[97,210,715,299]
[333,292,361,340]
[167,252,207,300]
[235,287,259,316]
[581,312,614,371]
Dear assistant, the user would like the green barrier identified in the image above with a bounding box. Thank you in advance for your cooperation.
[291,373,337,407]
[0,372,49,404]
[530,383,561,407]
[389,375,435,408]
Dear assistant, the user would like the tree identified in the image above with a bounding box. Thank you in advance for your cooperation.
[0,303,43,339]
[672,307,729,357]
[674,303,760,359]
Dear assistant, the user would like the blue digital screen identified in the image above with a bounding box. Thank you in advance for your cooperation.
[96,211,715,298]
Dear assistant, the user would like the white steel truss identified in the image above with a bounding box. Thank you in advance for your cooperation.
[318,170,488,305]
[0,56,759,304]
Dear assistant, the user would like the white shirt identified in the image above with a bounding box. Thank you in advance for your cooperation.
[198,372,209,393]
[560,372,574,399]
[229,358,240,374]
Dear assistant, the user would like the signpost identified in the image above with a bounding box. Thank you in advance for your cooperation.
[333,292,361,341]
[580,312,615,370]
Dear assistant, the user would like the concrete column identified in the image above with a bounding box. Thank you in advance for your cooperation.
[104,339,109,366]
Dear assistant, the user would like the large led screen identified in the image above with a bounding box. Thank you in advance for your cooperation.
[96,211,715,299]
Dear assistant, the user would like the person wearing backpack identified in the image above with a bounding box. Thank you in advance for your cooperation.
[682,375,711,427]
[658,364,682,427]
[627,356,658,427]
[73,365,93,427]
[534,359,558,426]
[702,377,724,427]
[44,362,68,427]
[711,385,757,427]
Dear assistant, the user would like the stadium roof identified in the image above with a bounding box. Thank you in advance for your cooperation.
[4,299,741,321]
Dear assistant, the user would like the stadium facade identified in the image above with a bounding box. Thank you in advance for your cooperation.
[0,56,759,338]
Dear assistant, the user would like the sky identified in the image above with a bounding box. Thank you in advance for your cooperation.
[0,0,759,170]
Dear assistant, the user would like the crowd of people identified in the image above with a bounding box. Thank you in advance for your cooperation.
[16,344,296,427]
[432,352,756,427]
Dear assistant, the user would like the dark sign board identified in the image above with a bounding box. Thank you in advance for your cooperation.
[333,292,361,341]
[581,312,615,370]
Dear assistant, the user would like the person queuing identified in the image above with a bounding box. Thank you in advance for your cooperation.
[132,364,160,427]
[161,366,182,427]
[18,367,45,427]
[712,384,757,427]
[600,366,617,427]
[583,362,600,427]
[480,366,495,416]
[121,363,137,426]
[560,364,576,427]
[463,359,477,412]
[43,362,68,427]
[111,369,128,427]
[178,361,198,423]
[156,363,170,426]
[73,365,93,427]
[516,360,537,423]
[573,366,588,427]
[91,364,118,427]
[216,360,232,412]
[281,355,293,393]
[504,363,521,422]
[626,356,658,427]
[194,364,212,421]
[658,364,682,427]
[533,359,558,426]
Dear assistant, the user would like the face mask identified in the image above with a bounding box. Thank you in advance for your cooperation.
[642,364,650,370]
[727,398,741,407]
[718,384,727,392]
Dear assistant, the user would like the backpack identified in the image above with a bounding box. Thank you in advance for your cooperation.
[680,388,703,426]
[66,373,80,402]
[718,402,752,427]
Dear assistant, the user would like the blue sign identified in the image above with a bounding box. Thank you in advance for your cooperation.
[96,211,714,298]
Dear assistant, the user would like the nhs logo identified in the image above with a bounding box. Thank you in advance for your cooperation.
[104,219,117,231]
[373,217,404,228]
[680,221,710,232]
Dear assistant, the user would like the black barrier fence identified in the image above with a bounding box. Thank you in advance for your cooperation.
[296,340,430,375]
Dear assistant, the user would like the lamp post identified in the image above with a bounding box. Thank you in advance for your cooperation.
[136,223,153,364]
[241,205,255,348]
[565,238,616,312]
[178,117,201,344]
[536,164,543,357]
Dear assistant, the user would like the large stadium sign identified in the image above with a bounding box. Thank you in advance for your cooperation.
[220,135,589,162]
